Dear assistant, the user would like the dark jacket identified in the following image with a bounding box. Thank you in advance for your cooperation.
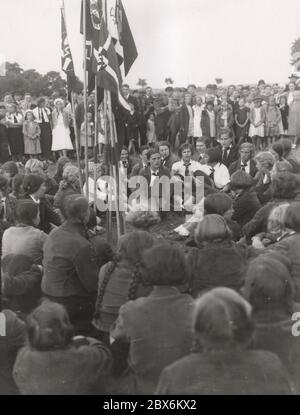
[250,308,300,390]
[0,310,26,395]
[111,287,194,395]
[42,221,99,298]
[179,104,191,141]
[156,350,292,395]
[221,144,239,168]
[53,182,81,211]
[188,240,249,296]
[229,158,258,178]
[13,337,112,395]
[232,189,261,228]
[94,260,152,333]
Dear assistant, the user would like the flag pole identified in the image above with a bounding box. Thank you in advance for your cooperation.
[71,92,83,193]
[83,0,89,199]
[107,90,121,240]
[62,0,83,193]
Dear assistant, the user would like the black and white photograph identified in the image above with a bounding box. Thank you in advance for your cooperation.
[1,0,300,400]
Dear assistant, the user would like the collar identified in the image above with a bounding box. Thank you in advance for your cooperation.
[30,194,40,204]
[150,286,180,297]
[61,221,87,238]
[151,169,159,176]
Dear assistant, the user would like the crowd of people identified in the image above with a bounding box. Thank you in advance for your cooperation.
[1,75,300,395]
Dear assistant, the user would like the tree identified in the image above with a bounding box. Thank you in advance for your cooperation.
[165,77,174,86]
[136,78,147,88]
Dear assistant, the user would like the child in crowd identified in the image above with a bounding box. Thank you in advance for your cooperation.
[265,96,282,147]
[278,95,289,135]
[234,98,250,144]
[22,110,41,159]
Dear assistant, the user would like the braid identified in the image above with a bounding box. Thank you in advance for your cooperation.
[127,262,143,301]
[94,260,116,318]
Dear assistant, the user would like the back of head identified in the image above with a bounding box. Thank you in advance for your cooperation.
[62,165,79,183]
[63,194,89,223]
[194,287,253,350]
[244,256,294,314]
[125,209,160,230]
[271,142,284,160]
[16,199,39,226]
[12,173,25,193]
[142,243,188,286]
[273,160,293,174]
[204,193,232,216]
[267,202,291,234]
[195,214,232,244]
[27,301,73,351]
[117,230,154,265]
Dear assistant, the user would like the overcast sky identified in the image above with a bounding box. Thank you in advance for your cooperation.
[1,0,300,87]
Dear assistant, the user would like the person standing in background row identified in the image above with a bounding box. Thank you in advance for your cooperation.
[33,98,52,162]
[22,110,41,159]
[51,99,73,158]
[5,103,24,163]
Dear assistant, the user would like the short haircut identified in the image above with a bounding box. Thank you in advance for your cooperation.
[139,145,150,154]
[194,287,254,349]
[280,138,292,157]
[230,170,254,190]
[239,142,254,156]
[23,174,44,195]
[271,142,284,160]
[63,195,89,222]
[205,147,222,164]
[165,86,174,93]
[271,172,296,199]
[142,244,188,286]
[0,175,9,191]
[122,84,129,89]
[27,301,74,351]
[16,199,39,225]
[188,84,196,89]
[255,151,275,169]
[194,214,232,244]
[204,193,232,216]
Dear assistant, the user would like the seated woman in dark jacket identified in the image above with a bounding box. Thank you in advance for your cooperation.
[111,244,194,395]
[13,301,112,395]
[188,214,248,297]
[156,288,292,395]
[231,170,261,229]
[42,195,99,335]
[0,309,26,395]
[93,231,154,338]
[243,253,300,393]
[243,172,297,242]
[53,156,71,185]
[23,174,61,234]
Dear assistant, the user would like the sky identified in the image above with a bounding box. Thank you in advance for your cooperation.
[1,0,300,87]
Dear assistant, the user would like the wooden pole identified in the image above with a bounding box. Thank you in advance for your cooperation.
[107,91,121,240]
[93,83,98,212]
[71,92,83,193]
[83,0,89,199]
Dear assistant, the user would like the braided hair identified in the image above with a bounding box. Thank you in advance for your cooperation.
[127,262,143,301]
